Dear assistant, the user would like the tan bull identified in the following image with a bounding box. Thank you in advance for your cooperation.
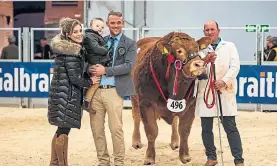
[131,32,211,165]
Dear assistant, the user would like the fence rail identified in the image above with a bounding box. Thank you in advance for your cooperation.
[0,26,276,111]
[0,28,22,62]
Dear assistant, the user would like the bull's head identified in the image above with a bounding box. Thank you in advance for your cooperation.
[156,33,211,78]
[154,32,211,101]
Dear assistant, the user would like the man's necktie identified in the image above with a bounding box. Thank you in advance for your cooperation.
[211,43,218,51]
[108,37,115,67]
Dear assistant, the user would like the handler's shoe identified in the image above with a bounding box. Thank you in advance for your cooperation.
[235,163,244,166]
[205,160,218,166]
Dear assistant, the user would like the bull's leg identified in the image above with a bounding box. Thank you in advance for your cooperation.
[131,97,143,149]
[170,116,179,150]
[139,100,158,165]
[143,114,158,165]
[178,104,196,164]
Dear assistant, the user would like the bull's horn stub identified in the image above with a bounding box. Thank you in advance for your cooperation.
[200,44,206,50]
[163,47,169,54]
[167,98,186,113]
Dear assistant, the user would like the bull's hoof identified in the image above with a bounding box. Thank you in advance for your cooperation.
[170,142,179,150]
[179,155,191,164]
[132,142,143,149]
[143,158,155,165]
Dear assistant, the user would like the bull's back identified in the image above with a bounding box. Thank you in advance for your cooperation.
[136,37,161,62]
[131,37,161,111]
[131,37,161,77]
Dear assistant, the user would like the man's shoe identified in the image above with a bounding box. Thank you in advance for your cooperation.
[205,160,218,166]
[235,163,244,166]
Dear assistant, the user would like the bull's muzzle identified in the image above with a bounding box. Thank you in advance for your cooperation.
[189,60,205,77]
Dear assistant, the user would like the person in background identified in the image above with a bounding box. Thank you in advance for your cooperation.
[1,35,19,59]
[48,17,99,166]
[263,35,272,61]
[263,36,277,113]
[265,36,277,61]
[34,37,53,59]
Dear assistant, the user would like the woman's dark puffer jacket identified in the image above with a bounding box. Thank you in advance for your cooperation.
[48,35,91,129]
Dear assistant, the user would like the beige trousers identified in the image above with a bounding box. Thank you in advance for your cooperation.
[89,88,124,166]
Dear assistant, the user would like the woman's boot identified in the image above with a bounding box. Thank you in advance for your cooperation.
[55,134,68,166]
[49,134,58,166]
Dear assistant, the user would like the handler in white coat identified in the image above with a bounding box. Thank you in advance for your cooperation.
[195,21,244,166]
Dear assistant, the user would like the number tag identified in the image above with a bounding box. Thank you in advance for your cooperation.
[167,99,186,113]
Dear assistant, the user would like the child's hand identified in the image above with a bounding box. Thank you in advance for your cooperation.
[91,76,100,84]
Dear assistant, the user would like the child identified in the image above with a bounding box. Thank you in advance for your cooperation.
[83,18,110,111]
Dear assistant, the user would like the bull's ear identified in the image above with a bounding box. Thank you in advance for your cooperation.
[197,37,212,50]
[156,41,169,54]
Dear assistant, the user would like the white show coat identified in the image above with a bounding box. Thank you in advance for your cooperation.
[195,39,240,117]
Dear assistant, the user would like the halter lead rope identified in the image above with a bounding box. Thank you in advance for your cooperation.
[203,52,225,166]
[149,54,193,103]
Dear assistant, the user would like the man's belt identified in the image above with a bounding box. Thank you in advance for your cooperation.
[99,85,115,89]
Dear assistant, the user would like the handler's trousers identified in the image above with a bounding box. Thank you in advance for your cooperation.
[201,116,244,164]
[89,87,124,166]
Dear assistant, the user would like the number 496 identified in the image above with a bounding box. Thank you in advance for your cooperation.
[170,101,183,109]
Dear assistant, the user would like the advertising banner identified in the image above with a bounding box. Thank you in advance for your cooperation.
[0,62,54,97]
[236,65,277,104]
[0,62,276,104]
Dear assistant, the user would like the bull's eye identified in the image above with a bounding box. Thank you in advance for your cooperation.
[182,37,189,41]
[177,50,182,54]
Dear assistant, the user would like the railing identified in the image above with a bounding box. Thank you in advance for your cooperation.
[30,28,60,62]
[0,28,22,62]
[0,26,276,111]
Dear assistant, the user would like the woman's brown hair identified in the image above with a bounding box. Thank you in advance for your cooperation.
[59,17,82,38]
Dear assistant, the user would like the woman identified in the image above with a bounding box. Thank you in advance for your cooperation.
[48,17,99,166]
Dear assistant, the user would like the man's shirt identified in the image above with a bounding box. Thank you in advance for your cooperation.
[100,32,123,86]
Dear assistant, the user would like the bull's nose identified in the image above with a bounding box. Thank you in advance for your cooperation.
[193,60,204,68]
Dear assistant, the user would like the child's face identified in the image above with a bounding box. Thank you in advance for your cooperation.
[91,20,105,35]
